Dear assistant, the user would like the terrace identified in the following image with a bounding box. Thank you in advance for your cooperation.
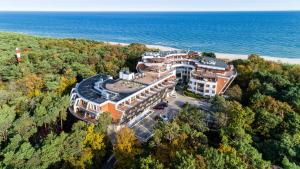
[116,78,176,113]
[105,79,146,94]
[133,69,175,85]
[191,70,218,79]
[68,106,98,124]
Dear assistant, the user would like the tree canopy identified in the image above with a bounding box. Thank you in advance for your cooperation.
[0,33,299,168]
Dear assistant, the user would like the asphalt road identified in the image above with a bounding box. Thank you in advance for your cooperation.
[166,93,212,112]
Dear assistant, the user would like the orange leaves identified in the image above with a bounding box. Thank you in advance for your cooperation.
[17,68,76,97]
[218,144,236,154]
[18,74,43,97]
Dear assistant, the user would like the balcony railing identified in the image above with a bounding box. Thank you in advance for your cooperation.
[117,80,175,113]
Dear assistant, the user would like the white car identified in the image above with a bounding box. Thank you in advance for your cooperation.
[160,114,169,121]
[170,93,177,98]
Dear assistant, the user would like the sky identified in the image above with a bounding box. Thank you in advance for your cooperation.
[0,0,300,11]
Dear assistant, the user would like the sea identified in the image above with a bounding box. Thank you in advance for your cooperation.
[0,11,300,58]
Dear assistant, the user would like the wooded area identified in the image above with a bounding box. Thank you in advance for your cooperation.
[0,32,299,169]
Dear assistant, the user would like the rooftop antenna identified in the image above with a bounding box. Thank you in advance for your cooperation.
[15,48,21,63]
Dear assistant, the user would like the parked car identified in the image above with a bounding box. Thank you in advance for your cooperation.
[153,106,164,110]
[153,102,168,110]
[170,93,177,98]
[160,114,169,121]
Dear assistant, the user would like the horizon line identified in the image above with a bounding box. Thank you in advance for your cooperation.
[0,10,299,12]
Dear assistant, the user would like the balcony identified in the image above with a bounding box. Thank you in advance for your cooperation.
[117,81,173,113]
[69,107,98,124]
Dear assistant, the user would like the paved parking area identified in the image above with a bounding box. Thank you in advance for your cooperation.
[166,93,212,112]
[131,92,213,142]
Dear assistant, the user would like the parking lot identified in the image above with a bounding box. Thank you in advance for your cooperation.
[130,92,213,142]
[167,92,212,111]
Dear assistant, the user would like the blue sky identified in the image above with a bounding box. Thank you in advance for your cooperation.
[1,0,299,11]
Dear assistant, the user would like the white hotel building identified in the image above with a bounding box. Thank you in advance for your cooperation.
[69,50,236,127]
[138,50,237,97]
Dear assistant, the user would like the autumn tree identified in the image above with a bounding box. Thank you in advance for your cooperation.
[114,126,141,168]
[137,155,164,169]
[226,84,242,102]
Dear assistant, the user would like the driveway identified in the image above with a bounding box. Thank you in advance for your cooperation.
[166,93,212,112]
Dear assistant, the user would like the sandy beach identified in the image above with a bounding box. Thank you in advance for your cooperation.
[215,53,300,65]
[106,42,300,65]
[107,42,178,51]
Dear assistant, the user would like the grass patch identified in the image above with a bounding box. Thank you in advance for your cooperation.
[182,85,203,99]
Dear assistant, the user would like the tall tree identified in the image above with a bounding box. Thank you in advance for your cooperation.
[0,105,16,142]
[114,126,141,168]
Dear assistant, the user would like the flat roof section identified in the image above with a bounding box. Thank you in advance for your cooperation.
[199,57,228,69]
[133,70,174,85]
[104,79,146,94]
[77,74,109,104]
[77,75,150,104]
[143,50,189,58]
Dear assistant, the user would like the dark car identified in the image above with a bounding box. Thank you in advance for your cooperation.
[153,105,164,110]
[153,102,168,110]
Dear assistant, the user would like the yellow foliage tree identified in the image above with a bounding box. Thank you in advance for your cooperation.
[84,124,105,150]
[73,124,106,169]
[57,68,76,94]
[218,144,236,154]
[19,74,43,97]
[73,148,93,169]
[114,126,141,168]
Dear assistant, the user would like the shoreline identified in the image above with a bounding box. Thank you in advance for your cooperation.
[2,32,299,64]
[107,41,300,65]
[107,41,179,51]
[215,53,300,65]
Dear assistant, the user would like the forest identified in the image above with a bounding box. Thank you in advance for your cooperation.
[0,32,299,169]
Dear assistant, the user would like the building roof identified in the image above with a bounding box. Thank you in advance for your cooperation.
[102,79,147,101]
[143,50,189,58]
[198,56,228,69]
[76,74,149,104]
[77,74,109,104]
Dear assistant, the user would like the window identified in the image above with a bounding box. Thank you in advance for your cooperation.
[212,85,216,88]
[206,84,210,87]
[205,90,209,93]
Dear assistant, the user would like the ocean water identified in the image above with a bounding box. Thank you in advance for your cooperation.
[0,11,300,58]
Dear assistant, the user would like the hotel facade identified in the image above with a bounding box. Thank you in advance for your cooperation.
[69,50,236,125]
